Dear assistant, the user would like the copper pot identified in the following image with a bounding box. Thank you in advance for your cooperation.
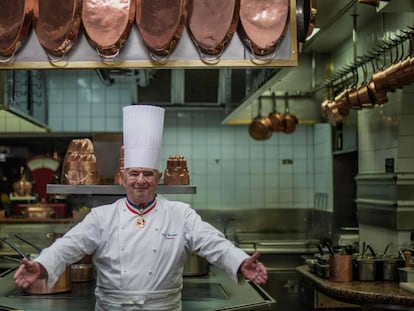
[71,264,94,282]
[283,113,298,134]
[21,206,55,219]
[329,254,353,282]
[249,116,273,140]
[24,265,72,294]
[268,93,284,132]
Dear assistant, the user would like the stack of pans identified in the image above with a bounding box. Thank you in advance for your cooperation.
[61,138,99,185]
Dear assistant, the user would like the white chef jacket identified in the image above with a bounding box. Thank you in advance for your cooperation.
[35,196,249,311]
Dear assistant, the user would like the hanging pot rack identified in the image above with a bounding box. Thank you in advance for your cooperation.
[314,25,414,93]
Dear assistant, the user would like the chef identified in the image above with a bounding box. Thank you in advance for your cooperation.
[14,105,268,311]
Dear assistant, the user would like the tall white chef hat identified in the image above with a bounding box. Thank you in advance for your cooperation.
[123,105,165,170]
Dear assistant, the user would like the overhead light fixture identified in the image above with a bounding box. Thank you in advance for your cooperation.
[0,104,50,133]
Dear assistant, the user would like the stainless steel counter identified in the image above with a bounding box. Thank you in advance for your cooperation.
[0,267,275,311]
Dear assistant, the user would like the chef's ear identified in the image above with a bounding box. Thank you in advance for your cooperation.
[156,171,163,181]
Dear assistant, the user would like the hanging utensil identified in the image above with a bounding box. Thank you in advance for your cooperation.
[268,92,285,132]
[187,0,239,64]
[282,94,298,134]
[249,97,273,140]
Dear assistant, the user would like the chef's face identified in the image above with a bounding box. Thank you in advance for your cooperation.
[122,167,162,205]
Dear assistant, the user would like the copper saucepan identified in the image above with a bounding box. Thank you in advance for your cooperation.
[267,93,285,132]
[249,98,273,140]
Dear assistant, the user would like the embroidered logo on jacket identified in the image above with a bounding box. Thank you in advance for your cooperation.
[162,232,178,240]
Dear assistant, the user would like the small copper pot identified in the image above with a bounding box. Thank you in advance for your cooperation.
[249,115,273,140]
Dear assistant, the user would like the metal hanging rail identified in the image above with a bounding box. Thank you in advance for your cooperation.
[313,25,414,93]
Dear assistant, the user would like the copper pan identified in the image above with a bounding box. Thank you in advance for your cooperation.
[325,101,343,126]
[385,62,404,91]
[320,99,331,118]
[238,0,289,59]
[249,116,273,140]
[348,88,361,110]
[33,0,82,60]
[356,84,374,109]
[0,0,33,62]
[82,0,135,59]
[187,0,239,64]
[368,80,388,105]
[334,90,351,116]
[249,98,272,140]
[282,113,298,134]
[400,57,414,84]
[267,93,285,132]
[136,0,187,62]
[372,69,389,92]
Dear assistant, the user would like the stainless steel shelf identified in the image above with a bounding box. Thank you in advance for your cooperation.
[47,184,197,195]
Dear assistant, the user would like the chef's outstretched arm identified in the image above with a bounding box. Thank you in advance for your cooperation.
[14,258,47,289]
[239,251,268,285]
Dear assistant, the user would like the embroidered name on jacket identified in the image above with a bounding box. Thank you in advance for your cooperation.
[162,232,178,240]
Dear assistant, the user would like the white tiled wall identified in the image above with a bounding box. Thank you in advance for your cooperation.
[46,70,331,210]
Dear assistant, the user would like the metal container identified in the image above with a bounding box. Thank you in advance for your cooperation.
[398,267,414,282]
[329,255,353,282]
[24,265,72,294]
[183,251,209,276]
[357,257,377,281]
[71,264,94,282]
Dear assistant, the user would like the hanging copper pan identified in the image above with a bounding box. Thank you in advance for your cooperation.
[0,0,33,62]
[249,98,272,140]
[82,0,135,59]
[33,0,82,61]
[267,93,285,132]
[136,0,187,62]
[238,0,289,59]
[187,0,239,64]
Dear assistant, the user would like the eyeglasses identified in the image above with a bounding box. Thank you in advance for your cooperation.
[126,169,157,180]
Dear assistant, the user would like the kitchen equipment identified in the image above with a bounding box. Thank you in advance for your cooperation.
[71,264,94,282]
[0,0,32,61]
[329,254,353,282]
[82,0,135,59]
[20,205,54,219]
[183,250,210,276]
[164,155,190,185]
[296,0,311,43]
[13,166,32,197]
[136,0,187,62]
[357,244,377,281]
[268,93,285,132]
[114,145,124,185]
[249,97,273,140]
[187,0,239,63]
[282,96,298,134]
[238,0,289,59]
[61,138,99,185]
[33,0,82,60]
[399,267,414,282]
[26,155,60,201]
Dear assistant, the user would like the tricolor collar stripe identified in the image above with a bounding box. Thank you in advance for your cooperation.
[125,199,157,216]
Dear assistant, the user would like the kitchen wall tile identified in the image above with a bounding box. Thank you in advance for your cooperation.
[250,173,265,188]
[77,117,92,132]
[63,117,78,131]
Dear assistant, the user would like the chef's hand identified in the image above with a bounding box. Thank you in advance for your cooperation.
[240,251,268,285]
[14,258,46,289]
